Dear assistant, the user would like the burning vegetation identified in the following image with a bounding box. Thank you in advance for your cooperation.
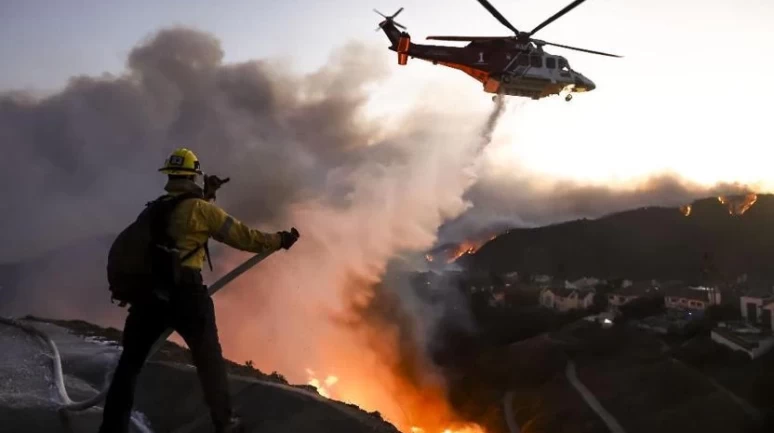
[304,364,487,433]
[426,234,499,264]
[446,239,488,263]
[679,193,758,217]
[305,368,339,399]
[717,193,758,215]
[308,273,492,433]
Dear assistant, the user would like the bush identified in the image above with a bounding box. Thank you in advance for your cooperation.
[705,303,742,323]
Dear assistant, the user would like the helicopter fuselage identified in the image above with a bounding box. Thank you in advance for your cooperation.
[382,22,594,100]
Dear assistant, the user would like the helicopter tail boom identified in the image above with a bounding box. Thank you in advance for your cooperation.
[375,8,413,65]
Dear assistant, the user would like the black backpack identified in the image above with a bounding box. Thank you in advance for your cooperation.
[106,192,211,306]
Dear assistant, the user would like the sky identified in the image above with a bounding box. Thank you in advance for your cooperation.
[2,0,773,188]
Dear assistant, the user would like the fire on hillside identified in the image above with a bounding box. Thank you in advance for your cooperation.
[717,193,758,215]
[679,193,758,217]
[425,234,499,264]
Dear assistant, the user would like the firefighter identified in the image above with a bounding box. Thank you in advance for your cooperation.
[99,147,299,433]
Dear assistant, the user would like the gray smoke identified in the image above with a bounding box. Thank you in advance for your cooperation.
[437,170,756,245]
[0,27,403,322]
[0,27,502,428]
[0,27,389,264]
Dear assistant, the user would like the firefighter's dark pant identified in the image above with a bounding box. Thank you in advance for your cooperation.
[98,270,233,433]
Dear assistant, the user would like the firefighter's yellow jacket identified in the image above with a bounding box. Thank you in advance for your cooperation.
[163,178,282,269]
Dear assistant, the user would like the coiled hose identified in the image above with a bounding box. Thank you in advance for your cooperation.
[0,250,275,430]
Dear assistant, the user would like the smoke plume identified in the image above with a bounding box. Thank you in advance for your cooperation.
[437,168,759,245]
[0,26,504,432]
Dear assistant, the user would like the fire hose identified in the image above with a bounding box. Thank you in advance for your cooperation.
[0,248,276,429]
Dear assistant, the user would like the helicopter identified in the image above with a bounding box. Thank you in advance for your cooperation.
[374,0,622,102]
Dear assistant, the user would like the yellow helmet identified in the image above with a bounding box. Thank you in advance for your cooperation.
[158,147,203,175]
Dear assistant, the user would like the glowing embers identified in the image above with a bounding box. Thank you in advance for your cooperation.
[426,234,498,263]
[306,368,339,399]
[717,193,757,215]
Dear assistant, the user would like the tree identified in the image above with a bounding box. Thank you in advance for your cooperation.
[619,295,665,320]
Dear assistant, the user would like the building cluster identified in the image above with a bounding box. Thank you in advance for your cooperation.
[529,274,774,360]
[537,278,721,314]
[710,290,774,359]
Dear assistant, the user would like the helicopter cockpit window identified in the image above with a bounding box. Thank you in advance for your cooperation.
[530,55,542,67]
[546,57,556,69]
[558,58,569,71]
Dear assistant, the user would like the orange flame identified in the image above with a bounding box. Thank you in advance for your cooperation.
[412,425,487,433]
[306,368,339,399]
[427,234,499,264]
[305,367,487,433]
[679,204,692,217]
[717,193,758,215]
[211,204,496,433]
[446,240,486,263]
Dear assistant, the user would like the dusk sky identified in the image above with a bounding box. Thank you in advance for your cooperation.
[3,0,773,189]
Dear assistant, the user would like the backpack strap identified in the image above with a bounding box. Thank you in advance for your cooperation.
[149,191,214,271]
[179,240,212,271]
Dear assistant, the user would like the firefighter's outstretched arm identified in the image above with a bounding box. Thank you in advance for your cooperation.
[197,201,299,252]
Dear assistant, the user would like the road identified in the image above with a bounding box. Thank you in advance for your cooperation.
[565,361,627,433]
[502,391,520,433]
[502,359,627,433]
[667,357,762,421]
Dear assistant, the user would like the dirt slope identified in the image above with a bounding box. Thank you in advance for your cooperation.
[0,317,400,433]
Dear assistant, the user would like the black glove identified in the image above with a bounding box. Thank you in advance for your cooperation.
[278,227,299,250]
[203,174,230,200]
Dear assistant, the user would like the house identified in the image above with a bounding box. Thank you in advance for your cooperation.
[539,287,595,312]
[608,282,658,307]
[740,290,774,332]
[503,271,519,283]
[664,286,720,311]
[567,277,603,291]
[532,274,552,284]
[711,321,774,359]
[489,291,506,307]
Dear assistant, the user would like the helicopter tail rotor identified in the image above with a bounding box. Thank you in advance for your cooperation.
[374,7,407,31]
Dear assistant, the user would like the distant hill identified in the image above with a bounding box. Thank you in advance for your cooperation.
[458,193,774,283]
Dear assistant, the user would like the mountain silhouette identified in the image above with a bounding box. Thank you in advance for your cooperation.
[458,193,774,284]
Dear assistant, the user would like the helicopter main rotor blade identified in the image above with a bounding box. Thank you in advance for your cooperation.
[535,39,622,57]
[426,35,511,41]
[527,0,587,37]
[476,0,520,36]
